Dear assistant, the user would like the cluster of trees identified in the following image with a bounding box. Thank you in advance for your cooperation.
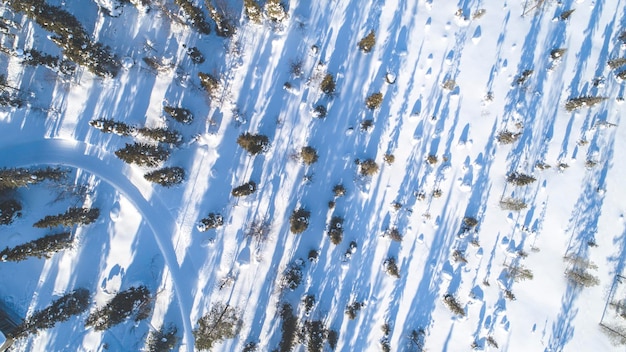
[5,0,120,77]
[85,286,152,331]
[33,207,100,228]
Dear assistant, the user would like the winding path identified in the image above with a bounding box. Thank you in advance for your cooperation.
[0,138,194,351]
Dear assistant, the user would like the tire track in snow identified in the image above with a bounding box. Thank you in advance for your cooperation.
[0,138,195,352]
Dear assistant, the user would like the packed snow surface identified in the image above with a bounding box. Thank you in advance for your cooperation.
[1,0,626,351]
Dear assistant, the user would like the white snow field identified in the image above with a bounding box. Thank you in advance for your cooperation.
[1,0,626,351]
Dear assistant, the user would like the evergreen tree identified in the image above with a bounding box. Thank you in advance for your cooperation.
[193,303,242,351]
[237,133,270,155]
[137,127,183,145]
[0,167,67,190]
[14,288,90,337]
[198,213,223,231]
[33,207,100,228]
[89,118,134,136]
[164,106,193,124]
[85,286,152,331]
[198,72,221,97]
[231,181,257,197]
[290,208,310,234]
[115,143,170,167]
[144,167,185,187]
[0,199,22,225]
[174,0,212,34]
[358,30,376,52]
[0,232,73,262]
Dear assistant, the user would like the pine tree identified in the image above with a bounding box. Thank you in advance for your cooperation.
[137,127,182,145]
[0,199,22,225]
[198,72,221,97]
[144,167,185,187]
[231,181,257,197]
[193,303,242,350]
[115,143,170,167]
[0,232,73,262]
[33,207,100,228]
[164,106,193,124]
[237,133,270,155]
[320,74,336,94]
[290,208,310,234]
[358,30,376,52]
[85,286,152,331]
[328,216,343,244]
[15,288,90,337]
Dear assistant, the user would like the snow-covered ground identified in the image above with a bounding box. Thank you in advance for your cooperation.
[1,0,626,351]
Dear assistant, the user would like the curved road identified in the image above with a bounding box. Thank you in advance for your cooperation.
[0,138,194,351]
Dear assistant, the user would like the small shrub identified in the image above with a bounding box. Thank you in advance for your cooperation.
[115,143,170,167]
[507,172,536,186]
[198,213,223,231]
[264,0,288,23]
[15,288,90,338]
[308,249,319,263]
[0,232,72,262]
[452,250,468,264]
[147,325,178,352]
[345,301,363,320]
[486,336,499,348]
[144,167,185,187]
[198,72,221,97]
[462,217,478,228]
[608,58,626,70]
[360,119,374,131]
[358,30,376,53]
[164,106,193,124]
[332,184,346,198]
[565,96,607,112]
[505,264,534,281]
[365,92,383,110]
[33,207,100,228]
[85,286,152,331]
[303,295,315,315]
[497,130,521,144]
[516,69,533,85]
[426,154,438,165]
[186,46,205,64]
[617,70,626,80]
[242,342,258,352]
[244,0,262,23]
[193,303,242,351]
[290,208,310,234]
[565,269,600,287]
[359,159,379,176]
[499,197,527,211]
[384,257,400,278]
[385,228,402,242]
[383,154,395,164]
[232,181,257,197]
[0,199,21,225]
[300,146,319,165]
[320,74,336,95]
[443,294,465,317]
[328,216,344,245]
[313,105,327,118]
[550,48,567,60]
[237,133,270,155]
